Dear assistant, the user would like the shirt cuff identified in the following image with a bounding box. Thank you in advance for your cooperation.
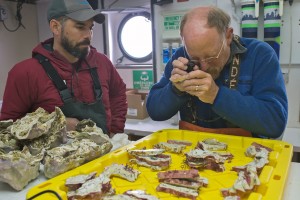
[171,83,186,96]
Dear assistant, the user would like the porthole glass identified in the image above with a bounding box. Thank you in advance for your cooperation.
[117,12,152,62]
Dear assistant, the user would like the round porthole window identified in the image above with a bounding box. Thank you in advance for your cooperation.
[117,12,152,62]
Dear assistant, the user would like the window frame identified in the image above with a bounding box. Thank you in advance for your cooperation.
[117,11,152,63]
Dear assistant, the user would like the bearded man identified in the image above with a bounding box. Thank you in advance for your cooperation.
[0,0,127,136]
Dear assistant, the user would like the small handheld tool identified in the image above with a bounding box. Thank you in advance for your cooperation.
[186,61,196,72]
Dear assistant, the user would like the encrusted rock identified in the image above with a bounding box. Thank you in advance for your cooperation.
[0,107,114,190]
[10,108,53,140]
[44,139,112,178]
[68,119,110,145]
[0,133,21,153]
[0,146,44,191]
[0,119,13,131]
[22,107,68,155]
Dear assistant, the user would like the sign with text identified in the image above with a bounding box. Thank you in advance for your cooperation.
[163,14,183,31]
[133,70,154,90]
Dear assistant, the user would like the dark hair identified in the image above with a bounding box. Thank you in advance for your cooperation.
[180,6,230,35]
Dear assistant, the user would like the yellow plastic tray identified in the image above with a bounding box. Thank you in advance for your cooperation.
[26,129,293,200]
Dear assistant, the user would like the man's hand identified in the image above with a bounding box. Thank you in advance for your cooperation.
[66,117,80,131]
[170,57,193,85]
[170,57,219,104]
[170,57,198,92]
[184,70,219,104]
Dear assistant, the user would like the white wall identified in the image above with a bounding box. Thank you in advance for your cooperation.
[0,0,38,99]
[36,0,51,41]
[279,1,300,127]
[252,1,300,128]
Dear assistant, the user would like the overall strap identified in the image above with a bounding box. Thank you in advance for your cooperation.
[84,60,103,101]
[35,54,72,103]
[229,35,242,90]
[229,54,240,89]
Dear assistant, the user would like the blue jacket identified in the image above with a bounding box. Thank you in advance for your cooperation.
[146,37,288,138]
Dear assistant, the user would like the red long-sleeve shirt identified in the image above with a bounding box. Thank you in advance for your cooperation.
[0,38,127,133]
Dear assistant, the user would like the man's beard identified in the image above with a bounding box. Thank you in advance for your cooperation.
[61,33,90,59]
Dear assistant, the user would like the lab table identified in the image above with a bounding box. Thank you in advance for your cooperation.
[282,127,300,152]
[124,117,179,136]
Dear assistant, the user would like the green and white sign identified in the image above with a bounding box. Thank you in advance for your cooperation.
[164,14,183,31]
[133,70,154,90]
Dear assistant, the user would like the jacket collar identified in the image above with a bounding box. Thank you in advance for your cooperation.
[225,35,247,66]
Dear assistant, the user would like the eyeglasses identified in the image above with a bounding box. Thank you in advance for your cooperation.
[184,38,225,64]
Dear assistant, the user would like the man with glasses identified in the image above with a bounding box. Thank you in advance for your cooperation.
[146,6,287,138]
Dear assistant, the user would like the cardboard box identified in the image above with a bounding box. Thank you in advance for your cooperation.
[126,90,149,119]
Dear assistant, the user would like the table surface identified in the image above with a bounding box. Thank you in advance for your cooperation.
[282,127,300,152]
[124,117,179,136]
[0,162,299,200]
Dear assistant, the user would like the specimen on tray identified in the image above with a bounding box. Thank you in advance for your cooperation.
[67,173,115,200]
[156,169,208,200]
[128,148,171,171]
